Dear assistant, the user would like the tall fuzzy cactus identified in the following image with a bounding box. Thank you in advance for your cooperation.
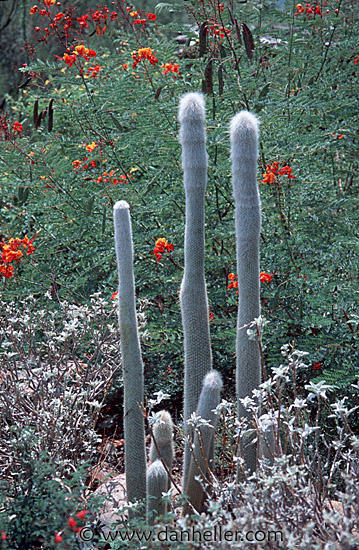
[146,459,169,524]
[178,92,213,491]
[183,370,222,515]
[230,112,261,473]
[113,200,147,505]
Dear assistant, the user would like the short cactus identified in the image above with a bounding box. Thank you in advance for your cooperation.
[230,112,261,473]
[149,410,174,490]
[149,410,174,467]
[183,370,222,515]
[146,459,168,524]
[113,200,147,505]
[178,92,212,491]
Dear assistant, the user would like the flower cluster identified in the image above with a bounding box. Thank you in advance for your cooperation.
[0,115,24,141]
[228,271,272,293]
[61,44,97,68]
[295,3,323,15]
[153,238,174,262]
[208,23,231,39]
[161,63,181,77]
[127,8,156,25]
[132,47,158,68]
[86,64,102,78]
[72,157,97,171]
[96,170,133,185]
[13,121,24,137]
[259,271,272,283]
[54,510,88,544]
[0,236,36,278]
[262,161,295,185]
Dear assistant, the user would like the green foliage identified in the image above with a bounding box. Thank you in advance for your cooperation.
[0,0,358,404]
[0,427,100,549]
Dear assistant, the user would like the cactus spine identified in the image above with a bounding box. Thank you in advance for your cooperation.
[178,92,212,491]
[146,459,168,524]
[183,370,222,515]
[113,200,147,505]
[230,112,261,473]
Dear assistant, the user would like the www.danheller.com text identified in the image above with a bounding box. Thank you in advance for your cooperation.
[80,524,284,544]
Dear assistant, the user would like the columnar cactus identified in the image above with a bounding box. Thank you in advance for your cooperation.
[113,200,147,505]
[146,459,168,524]
[183,370,222,515]
[149,410,174,484]
[178,92,212,490]
[230,112,261,473]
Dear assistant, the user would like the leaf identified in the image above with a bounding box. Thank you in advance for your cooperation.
[155,3,184,13]
[272,288,280,311]
[218,64,224,96]
[85,196,95,216]
[48,99,53,132]
[242,22,255,60]
[33,100,39,126]
[199,21,208,57]
[258,82,271,99]
[202,59,213,95]
[96,24,107,35]
[101,206,106,235]
[154,87,163,99]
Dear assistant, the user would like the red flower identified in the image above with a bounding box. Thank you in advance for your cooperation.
[146,13,156,20]
[111,292,118,300]
[161,63,181,77]
[1,532,6,540]
[313,361,322,370]
[13,121,23,136]
[75,510,88,520]
[260,271,272,283]
[132,47,158,68]
[153,237,173,262]
[54,533,63,544]
[77,14,89,29]
[209,307,214,322]
[67,517,77,529]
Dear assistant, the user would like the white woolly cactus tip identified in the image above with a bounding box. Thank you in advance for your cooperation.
[230,110,260,141]
[178,92,205,123]
[202,370,223,391]
[113,200,130,212]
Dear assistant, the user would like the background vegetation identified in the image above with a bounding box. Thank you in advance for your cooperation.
[0,0,358,545]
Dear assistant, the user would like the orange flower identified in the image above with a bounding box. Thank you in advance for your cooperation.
[262,161,294,184]
[153,238,174,262]
[0,235,36,278]
[44,0,56,5]
[161,63,181,77]
[85,141,98,152]
[111,292,118,300]
[30,5,38,14]
[86,64,102,77]
[132,47,158,68]
[259,271,272,283]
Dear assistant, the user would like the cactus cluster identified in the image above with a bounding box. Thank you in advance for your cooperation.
[113,92,263,521]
